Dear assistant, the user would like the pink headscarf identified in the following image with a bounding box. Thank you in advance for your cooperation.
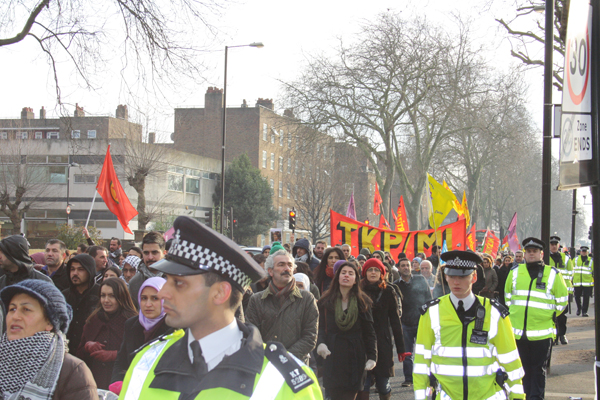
[138,277,166,331]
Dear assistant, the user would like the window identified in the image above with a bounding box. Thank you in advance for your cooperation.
[295,137,299,151]
[316,143,320,157]
[302,165,306,177]
[323,145,327,157]
[186,177,200,194]
[75,174,97,184]
[48,155,68,164]
[279,130,284,146]
[287,184,291,199]
[278,206,282,217]
[30,166,67,183]
[279,157,283,173]
[168,174,183,191]
[295,160,299,175]
[287,133,292,149]
[262,151,267,168]
[271,131,276,144]
[287,159,291,174]
[0,132,6,140]
[279,181,283,197]
[294,185,298,200]
[270,153,275,170]
[71,130,80,139]
[269,179,274,194]
[96,221,117,229]
[48,131,59,139]
[263,124,268,141]
[18,131,28,139]
[168,166,185,174]
[34,132,43,139]
[87,130,96,139]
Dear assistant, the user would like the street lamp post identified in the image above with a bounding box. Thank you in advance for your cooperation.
[220,42,264,234]
[66,161,79,225]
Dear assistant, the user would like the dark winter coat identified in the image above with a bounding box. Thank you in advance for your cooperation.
[317,302,377,392]
[0,265,52,291]
[246,285,319,364]
[128,264,164,310]
[363,283,405,377]
[76,311,130,389]
[62,254,101,355]
[53,353,99,400]
[292,238,320,271]
[395,274,432,327]
[496,265,511,305]
[42,262,71,292]
[111,315,173,383]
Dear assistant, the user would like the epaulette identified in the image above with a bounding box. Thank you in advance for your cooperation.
[510,264,520,271]
[490,298,510,318]
[264,341,314,393]
[420,298,440,315]
[550,266,560,274]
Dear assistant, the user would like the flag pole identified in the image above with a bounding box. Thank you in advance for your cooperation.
[426,175,439,240]
[85,191,98,229]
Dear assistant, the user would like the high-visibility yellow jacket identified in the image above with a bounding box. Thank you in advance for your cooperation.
[504,263,568,340]
[119,325,322,400]
[413,295,524,400]
[573,256,594,287]
[549,252,574,293]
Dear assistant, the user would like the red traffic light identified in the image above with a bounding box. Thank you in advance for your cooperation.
[289,211,296,217]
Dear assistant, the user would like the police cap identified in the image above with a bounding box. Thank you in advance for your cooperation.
[580,245,590,251]
[151,216,267,291]
[522,237,545,250]
[549,235,561,244]
[441,250,482,277]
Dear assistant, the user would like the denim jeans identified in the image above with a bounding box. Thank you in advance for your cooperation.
[363,371,391,394]
[402,324,418,382]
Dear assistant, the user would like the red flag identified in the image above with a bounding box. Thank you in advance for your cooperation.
[466,223,476,250]
[396,195,410,231]
[373,183,383,215]
[96,146,138,234]
[506,213,519,252]
[378,214,391,230]
[390,207,397,230]
[483,230,501,258]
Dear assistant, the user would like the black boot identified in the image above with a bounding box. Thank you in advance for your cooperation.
[560,335,568,345]
[553,337,559,346]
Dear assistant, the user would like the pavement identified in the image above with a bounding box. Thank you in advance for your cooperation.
[362,299,597,399]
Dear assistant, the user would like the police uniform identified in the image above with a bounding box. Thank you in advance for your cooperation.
[573,245,594,316]
[548,236,573,345]
[118,216,323,400]
[504,237,568,400]
[413,251,524,400]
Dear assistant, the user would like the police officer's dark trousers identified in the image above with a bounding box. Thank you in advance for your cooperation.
[574,286,593,314]
[516,337,552,400]
[556,308,568,336]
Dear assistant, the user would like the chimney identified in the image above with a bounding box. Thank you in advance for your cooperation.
[74,103,85,117]
[148,132,156,144]
[205,87,223,113]
[283,108,295,118]
[116,104,128,120]
[241,99,248,108]
[21,107,34,119]
[256,98,274,110]
[39,106,46,119]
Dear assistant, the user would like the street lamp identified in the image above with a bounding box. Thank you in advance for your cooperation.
[220,42,264,233]
[66,161,79,225]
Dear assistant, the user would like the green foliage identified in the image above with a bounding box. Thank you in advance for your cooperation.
[213,154,277,245]
[57,224,103,250]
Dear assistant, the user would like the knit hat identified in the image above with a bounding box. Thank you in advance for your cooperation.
[372,250,385,261]
[357,254,367,261]
[269,242,285,255]
[0,235,33,270]
[333,260,347,276]
[412,257,422,264]
[262,245,271,253]
[359,248,371,257]
[123,255,142,270]
[362,258,386,278]
[1,279,72,334]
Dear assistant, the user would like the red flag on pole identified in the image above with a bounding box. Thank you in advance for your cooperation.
[506,212,519,252]
[396,195,410,231]
[96,146,138,234]
[378,213,391,230]
[373,183,383,215]
[466,223,476,250]
[483,230,501,258]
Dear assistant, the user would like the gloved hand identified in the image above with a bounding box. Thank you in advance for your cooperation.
[91,349,118,362]
[364,359,376,370]
[108,381,123,395]
[398,352,412,362]
[84,341,104,354]
[317,343,331,359]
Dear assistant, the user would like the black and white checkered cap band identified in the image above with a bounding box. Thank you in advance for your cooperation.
[445,257,477,269]
[168,230,252,288]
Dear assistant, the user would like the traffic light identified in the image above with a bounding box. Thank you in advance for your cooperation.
[289,210,296,230]
[589,224,593,240]
[206,209,213,229]
[233,218,238,228]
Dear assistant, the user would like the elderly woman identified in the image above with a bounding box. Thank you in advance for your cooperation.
[0,279,98,400]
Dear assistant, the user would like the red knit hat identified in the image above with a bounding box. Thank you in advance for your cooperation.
[362,258,386,278]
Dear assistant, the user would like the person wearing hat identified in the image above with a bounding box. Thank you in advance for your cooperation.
[118,216,322,399]
[0,235,52,291]
[504,237,568,400]
[414,250,524,400]
[0,279,98,400]
[548,235,573,344]
[572,245,593,317]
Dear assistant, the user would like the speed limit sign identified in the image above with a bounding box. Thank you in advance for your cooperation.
[562,0,592,113]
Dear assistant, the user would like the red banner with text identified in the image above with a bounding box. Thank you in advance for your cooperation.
[330,210,467,260]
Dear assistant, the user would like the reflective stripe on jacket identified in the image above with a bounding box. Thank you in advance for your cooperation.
[413,295,524,400]
[550,253,574,293]
[504,264,568,340]
[573,256,594,287]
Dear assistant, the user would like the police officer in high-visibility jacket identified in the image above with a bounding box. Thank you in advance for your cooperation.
[413,250,524,400]
[504,237,568,400]
[573,245,593,317]
[118,216,323,400]
[548,235,573,345]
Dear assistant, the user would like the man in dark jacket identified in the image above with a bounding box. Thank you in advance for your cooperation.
[292,238,320,271]
[0,234,52,290]
[394,257,432,387]
[42,238,71,291]
[128,231,166,308]
[62,253,100,354]
[426,245,440,273]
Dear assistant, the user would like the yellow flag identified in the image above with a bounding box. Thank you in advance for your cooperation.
[461,191,471,228]
[428,174,455,228]
[443,180,463,215]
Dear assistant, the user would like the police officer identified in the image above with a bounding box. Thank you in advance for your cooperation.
[504,237,568,400]
[573,245,594,317]
[118,216,322,399]
[548,235,573,344]
[413,250,524,400]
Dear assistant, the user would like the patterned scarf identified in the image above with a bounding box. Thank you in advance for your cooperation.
[0,331,65,400]
[268,279,296,306]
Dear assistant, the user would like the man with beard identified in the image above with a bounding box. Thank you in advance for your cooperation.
[61,253,100,354]
[128,231,166,309]
[42,239,71,291]
[292,238,320,271]
[246,250,318,364]
[89,245,109,284]
[0,235,52,290]
[314,240,327,260]
[108,237,123,265]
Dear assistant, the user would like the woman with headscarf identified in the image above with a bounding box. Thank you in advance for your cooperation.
[314,247,346,294]
[110,277,173,389]
[76,277,137,389]
[0,279,98,400]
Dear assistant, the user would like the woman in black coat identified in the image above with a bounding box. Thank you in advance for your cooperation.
[359,259,409,400]
[317,261,377,400]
